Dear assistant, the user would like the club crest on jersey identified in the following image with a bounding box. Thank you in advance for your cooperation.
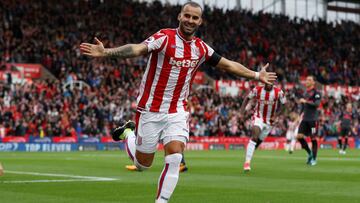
[145,36,155,43]
[169,57,199,68]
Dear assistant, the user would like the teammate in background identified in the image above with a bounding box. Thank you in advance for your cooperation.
[80,2,276,202]
[285,112,303,154]
[338,103,353,154]
[125,152,188,172]
[296,75,321,166]
[240,83,286,172]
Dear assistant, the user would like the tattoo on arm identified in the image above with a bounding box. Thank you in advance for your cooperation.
[105,44,135,58]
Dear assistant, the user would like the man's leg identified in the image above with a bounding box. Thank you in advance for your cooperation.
[338,136,343,152]
[112,120,155,171]
[244,126,261,171]
[290,137,297,153]
[343,135,349,152]
[156,141,184,203]
[311,136,318,161]
[297,133,312,164]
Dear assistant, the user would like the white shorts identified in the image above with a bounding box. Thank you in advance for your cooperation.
[135,111,190,153]
[286,127,299,140]
[252,117,272,140]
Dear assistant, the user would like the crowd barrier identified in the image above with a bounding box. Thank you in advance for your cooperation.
[0,136,358,152]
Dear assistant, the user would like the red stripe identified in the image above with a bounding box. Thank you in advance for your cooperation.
[256,86,262,118]
[262,90,270,123]
[169,41,191,113]
[269,88,279,125]
[135,111,141,136]
[184,40,205,111]
[138,33,167,109]
[156,163,169,199]
[150,30,176,112]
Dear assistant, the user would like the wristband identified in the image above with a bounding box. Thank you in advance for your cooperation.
[255,72,260,80]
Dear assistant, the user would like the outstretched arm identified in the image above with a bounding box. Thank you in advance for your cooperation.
[80,37,148,58]
[215,57,277,85]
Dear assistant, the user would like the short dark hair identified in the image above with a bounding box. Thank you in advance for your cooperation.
[307,75,315,81]
[181,1,203,13]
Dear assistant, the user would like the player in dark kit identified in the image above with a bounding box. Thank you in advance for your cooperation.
[338,103,353,155]
[296,76,321,166]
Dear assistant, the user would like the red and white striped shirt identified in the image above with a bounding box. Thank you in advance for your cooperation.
[248,85,286,125]
[137,28,215,113]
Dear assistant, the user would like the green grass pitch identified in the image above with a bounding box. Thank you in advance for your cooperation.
[0,150,360,203]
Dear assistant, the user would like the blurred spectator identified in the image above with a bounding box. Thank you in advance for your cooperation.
[0,0,359,138]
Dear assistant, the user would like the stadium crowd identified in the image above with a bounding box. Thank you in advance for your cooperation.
[0,0,359,139]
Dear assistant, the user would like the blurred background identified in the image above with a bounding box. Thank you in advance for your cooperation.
[0,0,359,151]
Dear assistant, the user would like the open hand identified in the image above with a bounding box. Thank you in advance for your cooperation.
[259,63,277,85]
[80,37,105,57]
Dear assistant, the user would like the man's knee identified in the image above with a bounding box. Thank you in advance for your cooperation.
[297,133,305,139]
[135,150,154,170]
[164,140,185,156]
[251,126,261,141]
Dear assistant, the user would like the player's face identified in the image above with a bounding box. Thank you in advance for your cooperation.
[305,76,315,89]
[178,5,202,37]
[265,84,273,91]
[346,103,352,112]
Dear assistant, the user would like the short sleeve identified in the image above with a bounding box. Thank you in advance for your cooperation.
[203,42,215,61]
[142,31,168,53]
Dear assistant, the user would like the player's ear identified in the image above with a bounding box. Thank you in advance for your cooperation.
[177,13,181,21]
[199,17,203,26]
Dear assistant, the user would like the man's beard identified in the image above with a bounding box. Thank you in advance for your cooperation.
[179,23,198,36]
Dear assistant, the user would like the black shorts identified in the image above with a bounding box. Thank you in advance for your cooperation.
[340,126,351,136]
[298,120,317,136]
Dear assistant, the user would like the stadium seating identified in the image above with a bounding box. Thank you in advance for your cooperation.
[0,0,359,139]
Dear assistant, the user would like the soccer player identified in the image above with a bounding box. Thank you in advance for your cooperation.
[240,84,286,171]
[338,103,353,155]
[80,2,276,202]
[285,112,303,154]
[296,75,321,166]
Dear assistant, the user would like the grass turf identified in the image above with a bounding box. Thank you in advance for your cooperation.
[0,149,359,203]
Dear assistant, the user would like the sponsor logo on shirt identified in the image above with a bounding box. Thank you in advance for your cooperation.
[169,57,199,68]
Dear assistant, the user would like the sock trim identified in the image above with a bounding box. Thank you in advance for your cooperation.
[156,163,169,200]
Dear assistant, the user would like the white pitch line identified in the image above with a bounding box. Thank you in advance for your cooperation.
[2,170,117,184]
[256,155,360,161]
[5,170,117,180]
[2,179,114,184]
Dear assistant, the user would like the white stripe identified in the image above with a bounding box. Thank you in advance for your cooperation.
[137,35,167,106]
[174,35,184,58]
[2,179,112,184]
[143,40,168,110]
[266,89,275,123]
[137,53,154,105]
[176,42,196,111]
[159,36,183,112]
[259,88,266,120]
[5,170,117,180]
[177,41,203,111]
